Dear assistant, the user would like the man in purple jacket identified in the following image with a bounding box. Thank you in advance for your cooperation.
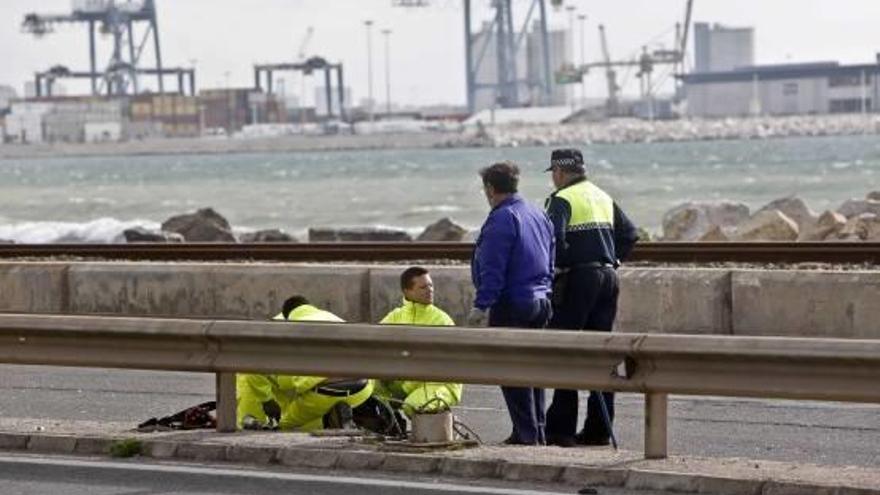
[468,161,555,446]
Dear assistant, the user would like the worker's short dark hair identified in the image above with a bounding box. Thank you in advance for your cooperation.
[480,161,519,194]
[281,295,310,319]
[400,266,430,291]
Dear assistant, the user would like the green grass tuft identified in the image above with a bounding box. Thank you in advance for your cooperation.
[109,438,143,458]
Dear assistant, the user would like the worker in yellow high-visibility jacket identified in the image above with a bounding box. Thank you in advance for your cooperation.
[373,267,462,417]
[236,295,373,431]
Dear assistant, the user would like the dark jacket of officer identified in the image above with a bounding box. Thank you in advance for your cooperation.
[545,177,638,268]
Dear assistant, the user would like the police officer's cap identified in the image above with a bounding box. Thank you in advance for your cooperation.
[545,148,586,173]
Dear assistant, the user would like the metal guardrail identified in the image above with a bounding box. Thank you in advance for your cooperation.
[0,242,879,264]
[2,314,879,459]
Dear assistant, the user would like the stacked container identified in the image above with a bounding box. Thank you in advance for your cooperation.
[131,94,200,137]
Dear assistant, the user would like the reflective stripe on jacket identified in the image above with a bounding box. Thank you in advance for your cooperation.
[546,178,638,268]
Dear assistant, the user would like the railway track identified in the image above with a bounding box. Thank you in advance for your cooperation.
[0,242,878,264]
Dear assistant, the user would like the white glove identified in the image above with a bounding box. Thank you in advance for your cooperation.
[466,307,489,327]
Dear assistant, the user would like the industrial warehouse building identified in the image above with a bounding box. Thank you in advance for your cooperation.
[683,61,880,118]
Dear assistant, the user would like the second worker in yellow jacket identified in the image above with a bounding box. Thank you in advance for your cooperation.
[374,267,463,417]
[237,295,373,431]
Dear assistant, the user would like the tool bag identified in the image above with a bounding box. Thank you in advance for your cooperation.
[137,401,217,431]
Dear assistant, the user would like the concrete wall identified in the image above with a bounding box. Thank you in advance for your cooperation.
[68,263,370,322]
[617,269,732,335]
[0,263,68,313]
[2,262,879,339]
[731,270,880,339]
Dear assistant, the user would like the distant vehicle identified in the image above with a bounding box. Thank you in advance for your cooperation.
[201,127,228,138]
[322,119,352,135]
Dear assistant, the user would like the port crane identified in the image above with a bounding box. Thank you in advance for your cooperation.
[557,0,694,116]
[21,0,189,96]
[394,0,560,112]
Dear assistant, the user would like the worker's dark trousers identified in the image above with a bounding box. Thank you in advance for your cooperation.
[545,266,619,442]
[489,298,552,445]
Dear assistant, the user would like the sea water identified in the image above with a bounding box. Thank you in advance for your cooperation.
[0,135,877,243]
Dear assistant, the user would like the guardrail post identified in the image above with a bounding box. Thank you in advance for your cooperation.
[216,372,237,432]
[644,392,668,459]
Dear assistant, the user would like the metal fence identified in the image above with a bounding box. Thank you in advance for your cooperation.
[1,313,879,459]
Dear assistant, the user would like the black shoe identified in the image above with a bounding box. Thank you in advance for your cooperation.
[324,402,356,430]
[502,435,539,446]
[546,434,577,448]
[575,431,611,446]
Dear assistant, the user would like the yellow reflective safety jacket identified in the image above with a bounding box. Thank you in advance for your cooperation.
[268,304,345,393]
[545,177,638,268]
[377,299,462,414]
[379,298,455,327]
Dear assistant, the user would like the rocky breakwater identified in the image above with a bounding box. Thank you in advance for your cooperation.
[444,114,880,148]
[661,191,880,242]
[124,210,469,244]
[125,208,298,244]
[308,217,469,242]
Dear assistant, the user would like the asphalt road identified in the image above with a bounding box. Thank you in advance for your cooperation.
[0,454,666,495]
[1,365,878,467]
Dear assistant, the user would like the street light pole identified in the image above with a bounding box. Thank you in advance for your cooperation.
[365,20,375,123]
[566,5,576,109]
[382,29,392,116]
[223,70,232,135]
[578,14,587,109]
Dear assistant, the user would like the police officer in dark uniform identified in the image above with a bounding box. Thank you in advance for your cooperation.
[542,148,639,448]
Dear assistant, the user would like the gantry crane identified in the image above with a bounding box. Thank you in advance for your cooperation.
[559,0,694,117]
[254,57,347,121]
[393,0,556,112]
[21,0,183,96]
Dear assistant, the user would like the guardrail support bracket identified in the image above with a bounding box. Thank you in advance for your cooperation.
[645,392,668,459]
[216,372,237,433]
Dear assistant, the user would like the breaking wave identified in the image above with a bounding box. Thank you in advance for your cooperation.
[0,218,159,244]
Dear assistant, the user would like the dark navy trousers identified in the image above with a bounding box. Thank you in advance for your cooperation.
[489,298,552,445]
[545,265,619,441]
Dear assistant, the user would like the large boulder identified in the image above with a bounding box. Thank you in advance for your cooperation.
[661,201,750,241]
[837,199,880,218]
[867,191,880,201]
[756,196,816,230]
[240,229,297,243]
[798,210,846,241]
[161,208,237,243]
[837,213,880,240]
[123,227,184,243]
[417,218,468,242]
[733,210,798,241]
[697,225,729,242]
[309,227,412,242]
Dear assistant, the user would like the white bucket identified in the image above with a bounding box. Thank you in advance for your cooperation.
[410,411,454,443]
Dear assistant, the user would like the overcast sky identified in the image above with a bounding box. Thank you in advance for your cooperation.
[2,0,879,106]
